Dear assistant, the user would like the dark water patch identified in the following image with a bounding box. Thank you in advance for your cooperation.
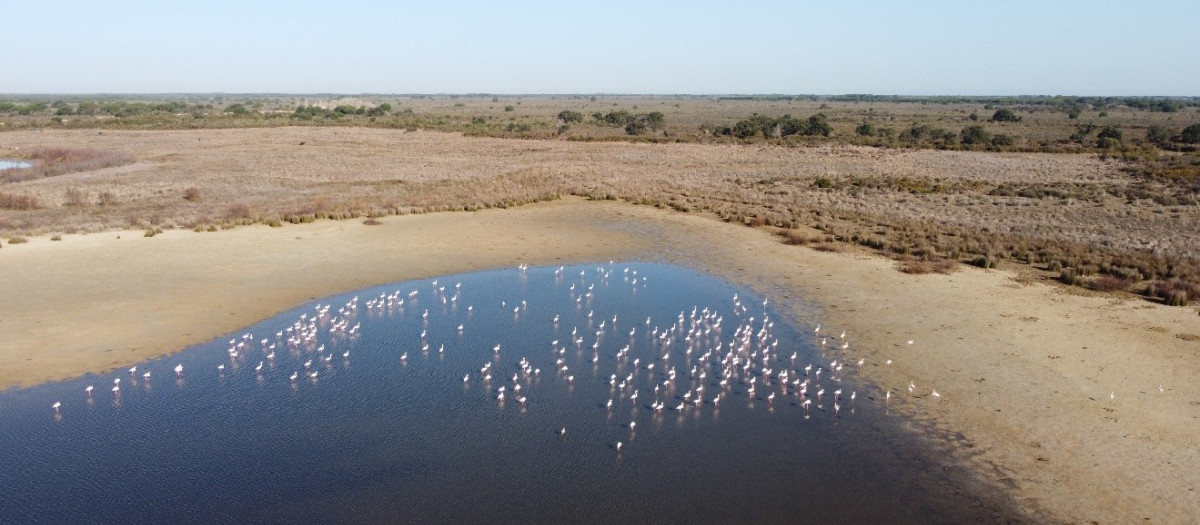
[0,262,1026,523]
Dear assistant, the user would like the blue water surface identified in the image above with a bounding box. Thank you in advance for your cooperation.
[0,262,1018,524]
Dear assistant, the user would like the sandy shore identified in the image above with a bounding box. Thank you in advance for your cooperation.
[2,197,1198,523]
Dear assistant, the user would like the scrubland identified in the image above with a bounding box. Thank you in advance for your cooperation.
[1,122,1197,307]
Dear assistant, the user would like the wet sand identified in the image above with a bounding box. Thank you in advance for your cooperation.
[2,197,1197,523]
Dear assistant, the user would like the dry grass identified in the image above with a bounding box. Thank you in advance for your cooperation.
[0,191,39,210]
[897,256,959,275]
[0,126,1197,303]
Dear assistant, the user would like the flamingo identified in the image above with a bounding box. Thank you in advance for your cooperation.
[174,364,184,377]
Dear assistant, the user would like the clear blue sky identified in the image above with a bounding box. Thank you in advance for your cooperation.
[5,0,1198,95]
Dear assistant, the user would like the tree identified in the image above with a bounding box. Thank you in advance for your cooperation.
[990,108,1021,122]
[557,110,583,124]
[804,114,831,136]
[1096,126,1123,141]
[959,125,991,146]
[778,115,804,137]
[624,120,647,135]
[729,118,761,139]
[602,110,635,127]
[226,104,249,115]
[1181,123,1200,144]
[642,111,665,131]
[855,122,875,136]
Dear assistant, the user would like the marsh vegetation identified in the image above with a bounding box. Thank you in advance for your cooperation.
[1,95,1198,306]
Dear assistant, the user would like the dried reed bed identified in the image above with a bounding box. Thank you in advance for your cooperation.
[0,127,1196,302]
[1,147,134,182]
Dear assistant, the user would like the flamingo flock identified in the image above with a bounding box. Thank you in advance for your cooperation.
[44,262,954,458]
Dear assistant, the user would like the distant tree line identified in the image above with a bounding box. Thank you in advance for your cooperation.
[824,94,1199,113]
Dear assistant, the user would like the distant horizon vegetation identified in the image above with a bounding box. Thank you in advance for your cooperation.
[2,90,1199,308]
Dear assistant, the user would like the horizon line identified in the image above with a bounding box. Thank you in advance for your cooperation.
[2,92,1199,100]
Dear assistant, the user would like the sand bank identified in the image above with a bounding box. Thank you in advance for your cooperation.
[2,197,1197,523]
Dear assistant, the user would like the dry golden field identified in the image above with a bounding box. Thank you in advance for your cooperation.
[2,124,1198,306]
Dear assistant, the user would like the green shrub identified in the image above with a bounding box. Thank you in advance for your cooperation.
[1180,123,1200,144]
[991,109,1021,122]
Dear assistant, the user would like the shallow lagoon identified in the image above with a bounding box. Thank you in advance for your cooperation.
[0,159,32,170]
[0,263,1016,523]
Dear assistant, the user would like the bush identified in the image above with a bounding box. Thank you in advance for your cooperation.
[183,187,202,201]
[1146,126,1176,145]
[960,125,991,146]
[991,134,1014,147]
[1181,124,1200,144]
[226,202,254,220]
[1097,126,1123,142]
[557,110,583,124]
[1087,275,1130,292]
[8,236,29,244]
[1153,279,1196,306]
[1058,268,1084,286]
[854,122,875,136]
[969,255,998,269]
[991,109,1021,122]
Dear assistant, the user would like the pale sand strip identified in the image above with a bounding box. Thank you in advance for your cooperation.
[2,197,1197,523]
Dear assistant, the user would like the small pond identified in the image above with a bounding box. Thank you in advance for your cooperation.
[0,262,1018,523]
